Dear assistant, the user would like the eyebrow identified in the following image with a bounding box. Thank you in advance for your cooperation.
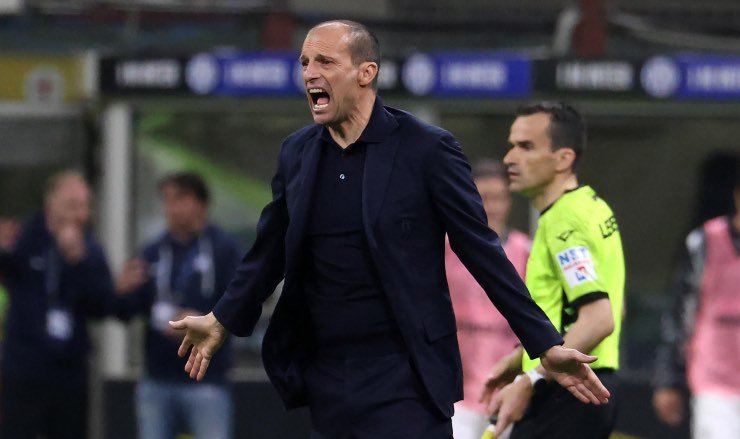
[510,140,534,148]
[299,53,336,63]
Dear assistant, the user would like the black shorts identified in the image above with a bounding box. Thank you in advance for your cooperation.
[511,369,619,439]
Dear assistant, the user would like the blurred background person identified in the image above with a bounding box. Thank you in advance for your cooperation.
[445,159,531,439]
[0,171,117,439]
[116,171,241,439]
[483,102,624,438]
[653,154,740,438]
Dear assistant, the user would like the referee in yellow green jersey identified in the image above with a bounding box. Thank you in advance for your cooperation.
[481,102,624,438]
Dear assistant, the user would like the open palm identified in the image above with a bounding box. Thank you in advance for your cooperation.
[541,345,610,404]
[169,312,227,381]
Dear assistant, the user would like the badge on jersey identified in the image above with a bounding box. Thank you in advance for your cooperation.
[556,246,598,288]
[47,307,74,341]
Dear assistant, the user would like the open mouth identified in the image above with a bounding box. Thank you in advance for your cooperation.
[308,88,330,111]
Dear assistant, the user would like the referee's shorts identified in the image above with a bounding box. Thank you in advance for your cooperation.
[511,369,618,439]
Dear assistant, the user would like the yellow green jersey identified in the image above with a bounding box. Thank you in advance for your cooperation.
[522,185,625,372]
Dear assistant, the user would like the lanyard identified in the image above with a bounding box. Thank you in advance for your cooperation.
[155,234,214,303]
[45,247,62,307]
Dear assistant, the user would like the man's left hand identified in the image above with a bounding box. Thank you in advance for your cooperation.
[488,375,533,435]
[540,345,610,404]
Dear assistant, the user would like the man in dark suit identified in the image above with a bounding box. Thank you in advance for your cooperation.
[170,20,609,438]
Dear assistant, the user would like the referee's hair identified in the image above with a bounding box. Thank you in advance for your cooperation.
[516,101,586,170]
[158,171,210,205]
[311,20,381,89]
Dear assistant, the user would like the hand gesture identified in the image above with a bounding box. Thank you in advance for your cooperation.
[488,376,533,435]
[540,345,610,404]
[169,312,227,381]
[652,387,684,426]
[115,259,148,294]
[480,347,523,409]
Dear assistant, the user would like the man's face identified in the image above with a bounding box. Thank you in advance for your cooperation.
[504,113,559,198]
[476,176,511,233]
[46,177,91,232]
[161,185,207,235]
[300,24,361,126]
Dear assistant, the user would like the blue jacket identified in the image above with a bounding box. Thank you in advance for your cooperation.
[0,214,115,383]
[116,224,241,383]
[212,98,563,416]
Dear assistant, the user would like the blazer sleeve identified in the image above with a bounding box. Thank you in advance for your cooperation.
[211,143,290,337]
[424,132,563,359]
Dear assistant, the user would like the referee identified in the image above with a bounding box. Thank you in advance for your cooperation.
[481,102,625,438]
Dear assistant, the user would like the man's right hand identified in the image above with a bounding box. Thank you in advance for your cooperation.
[115,259,148,294]
[652,387,685,426]
[480,346,523,407]
[170,312,228,381]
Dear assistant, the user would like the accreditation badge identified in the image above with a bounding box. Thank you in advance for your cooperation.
[47,307,74,341]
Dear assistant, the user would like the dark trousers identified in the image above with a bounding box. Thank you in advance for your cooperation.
[1,375,88,439]
[511,370,619,439]
[305,351,452,439]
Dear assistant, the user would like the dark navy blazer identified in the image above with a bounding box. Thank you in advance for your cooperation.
[213,98,563,417]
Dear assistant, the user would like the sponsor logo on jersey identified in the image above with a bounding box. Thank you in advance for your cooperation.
[557,246,598,288]
[599,215,619,239]
[557,229,574,242]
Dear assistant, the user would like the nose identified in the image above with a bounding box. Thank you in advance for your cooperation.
[303,61,319,83]
[503,148,516,166]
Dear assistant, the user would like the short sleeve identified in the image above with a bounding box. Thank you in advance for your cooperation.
[545,220,608,307]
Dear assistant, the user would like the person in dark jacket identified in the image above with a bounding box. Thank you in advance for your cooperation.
[171,20,610,438]
[0,171,116,439]
[116,172,241,439]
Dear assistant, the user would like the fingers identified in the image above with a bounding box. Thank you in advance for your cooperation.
[566,383,593,404]
[185,346,197,373]
[197,356,211,381]
[562,366,610,405]
[573,351,598,364]
[170,318,188,331]
[480,376,500,404]
[582,366,610,403]
[487,391,503,417]
[176,332,191,357]
[189,350,201,380]
[495,404,512,435]
[188,349,211,381]
[479,386,493,405]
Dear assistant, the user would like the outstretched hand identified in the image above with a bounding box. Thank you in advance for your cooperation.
[540,345,610,404]
[169,312,227,381]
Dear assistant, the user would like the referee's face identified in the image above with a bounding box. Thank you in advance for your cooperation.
[504,113,560,198]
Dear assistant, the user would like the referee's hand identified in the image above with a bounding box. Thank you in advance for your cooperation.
[170,312,227,381]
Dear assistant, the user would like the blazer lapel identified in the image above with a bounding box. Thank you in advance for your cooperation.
[362,134,399,245]
[285,133,322,262]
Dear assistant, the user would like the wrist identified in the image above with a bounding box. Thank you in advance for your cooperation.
[515,369,546,387]
[526,368,545,385]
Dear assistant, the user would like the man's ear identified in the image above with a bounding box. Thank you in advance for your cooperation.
[357,61,379,87]
[555,148,577,172]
